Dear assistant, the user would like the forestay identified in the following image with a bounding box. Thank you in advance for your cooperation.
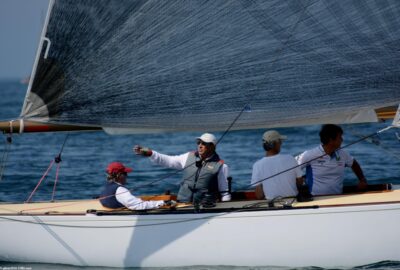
[22,0,400,133]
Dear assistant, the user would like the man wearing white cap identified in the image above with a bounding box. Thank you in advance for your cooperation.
[251,130,303,200]
[134,133,231,203]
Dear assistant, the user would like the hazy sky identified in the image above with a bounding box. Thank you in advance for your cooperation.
[0,0,49,80]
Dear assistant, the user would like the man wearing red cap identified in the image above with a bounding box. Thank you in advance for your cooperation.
[100,161,166,210]
[134,133,231,204]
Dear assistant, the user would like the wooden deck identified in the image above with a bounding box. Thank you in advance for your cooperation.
[0,194,176,215]
[293,188,400,207]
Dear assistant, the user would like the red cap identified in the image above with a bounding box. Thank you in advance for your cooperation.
[106,162,133,174]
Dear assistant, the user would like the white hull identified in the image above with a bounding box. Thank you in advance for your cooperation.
[1,191,400,268]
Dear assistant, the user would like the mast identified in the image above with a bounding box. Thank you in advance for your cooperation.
[20,0,55,117]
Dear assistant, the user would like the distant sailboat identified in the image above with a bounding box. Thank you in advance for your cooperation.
[1,0,400,268]
[19,76,30,85]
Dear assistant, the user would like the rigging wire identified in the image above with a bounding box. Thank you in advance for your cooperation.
[347,128,400,160]
[50,133,70,201]
[215,104,251,146]
[25,134,69,202]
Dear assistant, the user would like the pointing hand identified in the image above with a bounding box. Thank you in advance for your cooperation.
[133,145,153,157]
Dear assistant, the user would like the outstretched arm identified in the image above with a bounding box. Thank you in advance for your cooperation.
[133,145,188,170]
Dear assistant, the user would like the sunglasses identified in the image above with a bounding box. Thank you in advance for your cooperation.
[197,140,213,146]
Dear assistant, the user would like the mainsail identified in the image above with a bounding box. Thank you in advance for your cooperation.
[22,0,400,132]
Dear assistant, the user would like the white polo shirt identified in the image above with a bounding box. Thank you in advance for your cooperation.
[296,145,354,195]
[251,154,302,200]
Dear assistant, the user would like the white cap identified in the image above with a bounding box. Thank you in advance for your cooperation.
[196,133,217,145]
[262,130,287,143]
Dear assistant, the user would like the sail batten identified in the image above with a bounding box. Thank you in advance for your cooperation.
[21,0,400,132]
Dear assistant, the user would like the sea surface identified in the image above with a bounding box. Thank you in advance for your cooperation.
[0,80,400,270]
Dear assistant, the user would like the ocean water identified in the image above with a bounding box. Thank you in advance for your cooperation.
[0,80,400,269]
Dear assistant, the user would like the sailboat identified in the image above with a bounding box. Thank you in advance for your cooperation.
[1,0,400,268]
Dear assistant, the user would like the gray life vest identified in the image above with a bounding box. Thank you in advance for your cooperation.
[177,151,223,203]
